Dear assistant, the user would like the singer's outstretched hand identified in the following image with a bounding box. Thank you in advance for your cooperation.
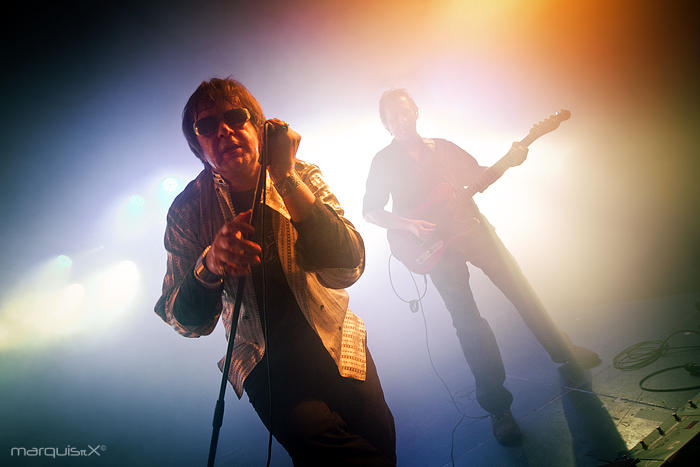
[206,210,262,277]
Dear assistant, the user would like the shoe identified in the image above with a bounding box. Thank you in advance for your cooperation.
[491,410,522,446]
[554,345,601,370]
[566,345,601,369]
[558,360,589,387]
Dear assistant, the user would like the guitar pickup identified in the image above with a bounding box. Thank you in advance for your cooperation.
[416,240,445,265]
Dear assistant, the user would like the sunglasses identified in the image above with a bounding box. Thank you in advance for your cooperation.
[193,108,251,136]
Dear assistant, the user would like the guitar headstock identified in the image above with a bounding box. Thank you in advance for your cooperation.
[526,109,571,142]
[489,108,572,176]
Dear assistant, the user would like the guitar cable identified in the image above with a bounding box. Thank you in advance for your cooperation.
[388,255,488,466]
[613,328,700,392]
[387,253,428,312]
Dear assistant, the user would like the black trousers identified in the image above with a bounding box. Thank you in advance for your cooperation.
[244,328,396,467]
[429,217,573,414]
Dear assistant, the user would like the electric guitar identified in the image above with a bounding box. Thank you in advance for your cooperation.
[387,109,571,274]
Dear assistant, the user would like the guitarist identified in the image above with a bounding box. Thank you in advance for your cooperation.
[363,89,600,446]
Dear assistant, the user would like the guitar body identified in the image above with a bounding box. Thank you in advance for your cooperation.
[387,181,480,274]
[385,109,571,274]
[387,229,447,274]
[387,216,480,274]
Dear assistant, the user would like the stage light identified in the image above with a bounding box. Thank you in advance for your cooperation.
[161,176,181,194]
[157,175,183,210]
[0,254,144,350]
[0,281,86,349]
[55,254,73,269]
[95,260,140,306]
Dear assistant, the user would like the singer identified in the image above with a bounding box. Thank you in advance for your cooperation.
[154,77,396,466]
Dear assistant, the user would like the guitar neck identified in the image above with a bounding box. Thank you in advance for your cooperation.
[463,143,527,197]
[518,131,540,148]
[463,109,570,197]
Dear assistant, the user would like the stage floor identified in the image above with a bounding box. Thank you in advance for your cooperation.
[2,292,699,466]
[385,292,700,467]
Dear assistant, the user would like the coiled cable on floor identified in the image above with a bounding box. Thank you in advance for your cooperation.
[613,329,700,392]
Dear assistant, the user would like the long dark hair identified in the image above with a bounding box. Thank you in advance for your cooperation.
[182,77,266,164]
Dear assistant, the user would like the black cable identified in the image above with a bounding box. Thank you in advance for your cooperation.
[388,254,487,467]
[388,254,427,309]
[613,329,700,392]
[638,364,700,392]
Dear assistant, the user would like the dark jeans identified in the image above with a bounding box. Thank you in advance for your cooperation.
[429,217,572,414]
[244,330,396,467]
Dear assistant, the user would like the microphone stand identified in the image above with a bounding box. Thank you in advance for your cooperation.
[207,122,272,467]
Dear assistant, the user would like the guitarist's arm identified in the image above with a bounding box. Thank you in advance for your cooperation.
[364,208,436,240]
[469,109,570,194]
[466,142,528,195]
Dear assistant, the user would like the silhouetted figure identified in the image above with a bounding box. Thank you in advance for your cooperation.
[363,89,600,445]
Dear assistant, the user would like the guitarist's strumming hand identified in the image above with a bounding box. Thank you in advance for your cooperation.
[402,218,436,241]
[364,209,436,242]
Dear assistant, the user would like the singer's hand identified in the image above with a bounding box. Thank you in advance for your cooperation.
[206,210,262,277]
[265,118,301,182]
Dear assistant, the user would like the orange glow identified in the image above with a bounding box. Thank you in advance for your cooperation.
[278,0,699,311]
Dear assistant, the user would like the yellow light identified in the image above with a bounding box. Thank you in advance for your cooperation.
[0,258,141,350]
[0,282,86,349]
[83,260,141,332]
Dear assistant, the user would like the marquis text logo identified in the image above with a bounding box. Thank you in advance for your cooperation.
[10,444,107,458]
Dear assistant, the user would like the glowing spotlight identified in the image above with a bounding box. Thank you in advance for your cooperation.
[0,280,87,350]
[161,176,181,194]
[55,254,73,269]
[96,260,140,306]
[157,176,183,210]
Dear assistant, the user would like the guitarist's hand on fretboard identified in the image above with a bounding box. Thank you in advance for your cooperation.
[506,142,529,167]
[469,142,530,194]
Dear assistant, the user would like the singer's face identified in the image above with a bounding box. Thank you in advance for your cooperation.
[195,101,261,185]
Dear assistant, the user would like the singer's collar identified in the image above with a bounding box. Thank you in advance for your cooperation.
[210,169,290,220]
